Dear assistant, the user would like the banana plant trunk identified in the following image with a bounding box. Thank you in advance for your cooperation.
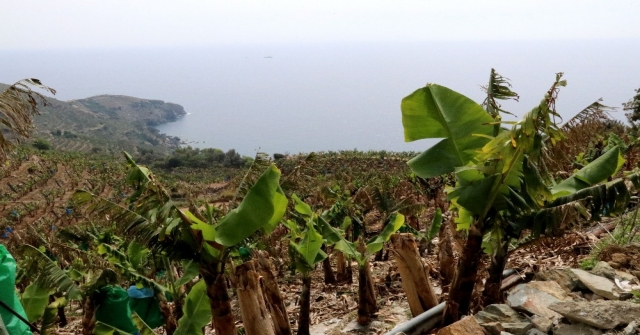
[438,219,456,292]
[232,260,275,335]
[52,294,67,327]
[81,296,96,335]
[390,233,438,316]
[321,246,336,284]
[357,261,377,325]
[481,238,510,305]
[256,251,292,335]
[298,272,312,335]
[443,225,484,325]
[335,252,352,284]
[157,292,177,335]
[201,269,236,335]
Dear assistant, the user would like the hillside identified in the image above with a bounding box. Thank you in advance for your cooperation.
[0,83,185,155]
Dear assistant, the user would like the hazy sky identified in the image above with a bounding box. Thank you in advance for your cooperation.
[3,1,640,50]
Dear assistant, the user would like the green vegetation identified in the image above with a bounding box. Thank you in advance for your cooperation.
[5,73,640,335]
[0,82,186,156]
[401,70,636,323]
[32,138,52,151]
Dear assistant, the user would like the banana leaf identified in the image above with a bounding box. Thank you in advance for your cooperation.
[401,84,494,178]
[175,279,212,335]
[215,164,287,246]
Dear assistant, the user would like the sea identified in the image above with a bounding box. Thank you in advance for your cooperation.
[2,39,639,157]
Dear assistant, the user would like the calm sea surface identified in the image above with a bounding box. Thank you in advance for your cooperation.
[2,40,639,156]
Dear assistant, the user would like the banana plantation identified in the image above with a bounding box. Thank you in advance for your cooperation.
[2,71,640,335]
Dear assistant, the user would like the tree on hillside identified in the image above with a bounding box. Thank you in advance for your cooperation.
[0,79,55,158]
[624,87,640,131]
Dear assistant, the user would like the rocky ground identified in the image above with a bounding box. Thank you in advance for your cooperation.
[437,243,640,335]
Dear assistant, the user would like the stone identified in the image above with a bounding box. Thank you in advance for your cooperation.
[501,322,532,335]
[570,269,621,300]
[475,304,529,324]
[591,261,616,280]
[500,332,515,335]
[535,268,579,292]
[548,300,640,330]
[483,322,505,335]
[507,281,569,320]
[526,329,547,335]
[624,320,638,335]
[476,304,532,335]
[615,270,639,284]
[553,323,602,335]
[436,316,485,335]
[531,316,553,333]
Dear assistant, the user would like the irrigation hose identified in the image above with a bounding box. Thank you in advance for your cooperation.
[385,268,520,335]
[0,298,40,333]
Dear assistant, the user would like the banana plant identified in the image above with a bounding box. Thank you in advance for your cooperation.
[289,194,405,326]
[75,152,287,335]
[401,71,626,324]
[320,213,404,325]
[282,194,327,335]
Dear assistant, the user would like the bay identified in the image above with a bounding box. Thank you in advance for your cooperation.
[1,40,638,157]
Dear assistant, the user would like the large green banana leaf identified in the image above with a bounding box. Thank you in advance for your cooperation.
[215,164,287,246]
[365,213,405,255]
[401,84,494,178]
[175,280,212,335]
[552,147,624,197]
[20,282,50,323]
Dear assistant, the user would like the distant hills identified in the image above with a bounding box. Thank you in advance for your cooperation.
[1,83,186,155]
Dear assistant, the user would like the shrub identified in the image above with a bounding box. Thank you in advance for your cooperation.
[32,139,52,151]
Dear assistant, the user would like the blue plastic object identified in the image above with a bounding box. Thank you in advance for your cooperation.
[127,286,154,299]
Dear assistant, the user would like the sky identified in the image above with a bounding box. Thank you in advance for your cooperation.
[3,1,640,50]
[2,1,640,155]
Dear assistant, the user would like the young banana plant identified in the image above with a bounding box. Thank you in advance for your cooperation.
[289,194,405,326]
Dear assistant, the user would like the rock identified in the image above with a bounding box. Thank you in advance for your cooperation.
[526,329,547,335]
[500,332,515,335]
[615,270,639,284]
[570,269,621,300]
[535,268,579,292]
[475,304,530,324]
[624,320,638,335]
[553,323,602,335]
[591,262,616,280]
[483,322,505,335]
[475,304,533,335]
[548,300,640,329]
[436,316,485,335]
[507,281,569,320]
[501,322,532,335]
[531,316,553,333]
